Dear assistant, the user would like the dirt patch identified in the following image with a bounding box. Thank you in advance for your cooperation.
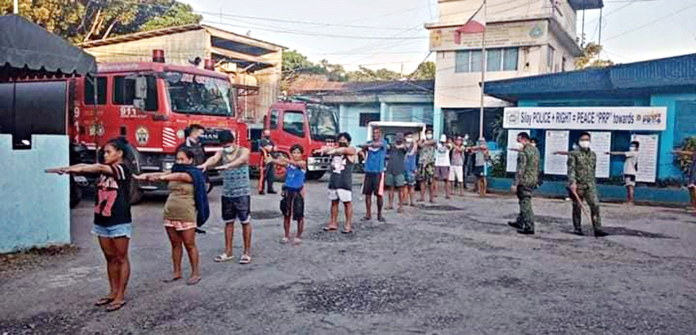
[297,276,435,314]
[252,210,283,220]
[416,204,464,212]
[0,245,79,277]
[603,227,674,239]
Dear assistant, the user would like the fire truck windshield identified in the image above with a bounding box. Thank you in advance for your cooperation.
[307,104,339,142]
[165,72,233,116]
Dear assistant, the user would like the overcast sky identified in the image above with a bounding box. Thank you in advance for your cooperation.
[187,0,696,72]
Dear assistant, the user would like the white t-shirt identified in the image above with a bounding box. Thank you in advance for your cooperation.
[434,143,450,167]
[624,151,638,175]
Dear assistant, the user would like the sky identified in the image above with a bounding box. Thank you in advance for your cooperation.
[186,0,696,72]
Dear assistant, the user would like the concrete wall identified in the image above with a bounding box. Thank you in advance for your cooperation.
[438,0,550,24]
[0,135,70,253]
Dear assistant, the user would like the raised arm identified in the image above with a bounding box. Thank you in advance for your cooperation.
[217,147,249,170]
[199,151,223,171]
[46,163,112,175]
[553,151,569,156]
[158,172,193,183]
[605,151,627,156]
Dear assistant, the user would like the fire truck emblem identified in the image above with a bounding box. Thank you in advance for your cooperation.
[136,127,149,145]
[177,129,185,139]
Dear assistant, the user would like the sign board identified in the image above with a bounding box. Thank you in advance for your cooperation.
[430,21,547,51]
[632,134,659,183]
[544,130,569,175]
[504,107,667,131]
[589,132,611,179]
[506,129,530,173]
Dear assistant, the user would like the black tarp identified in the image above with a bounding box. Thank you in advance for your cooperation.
[0,14,96,75]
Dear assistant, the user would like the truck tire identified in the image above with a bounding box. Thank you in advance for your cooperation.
[70,178,82,209]
[126,144,144,205]
[306,171,326,180]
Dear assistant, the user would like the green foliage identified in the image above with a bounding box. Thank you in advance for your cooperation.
[346,66,401,82]
[0,0,201,43]
[575,42,614,69]
[674,137,696,173]
[490,153,508,178]
[489,112,507,149]
[409,61,435,80]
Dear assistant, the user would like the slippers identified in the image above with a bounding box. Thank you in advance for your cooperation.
[95,297,114,306]
[341,230,353,234]
[162,276,182,283]
[323,226,338,232]
[239,254,252,264]
[186,276,202,286]
[280,237,290,244]
[293,237,302,245]
[360,216,372,221]
[106,301,126,312]
[214,253,234,262]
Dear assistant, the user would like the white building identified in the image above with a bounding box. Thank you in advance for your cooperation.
[425,0,603,139]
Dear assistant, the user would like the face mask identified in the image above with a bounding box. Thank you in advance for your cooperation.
[514,142,524,150]
[406,138,413,143]
[629,147,637,151]
[531,143,537,147]
[223,145,235,154]
[339,142,348,147]
[464,135,469,140]
[426,134,433,140]
[579,140,591,149]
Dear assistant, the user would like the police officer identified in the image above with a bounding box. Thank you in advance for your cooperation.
[508,132,540,235]
[567,132,608,237]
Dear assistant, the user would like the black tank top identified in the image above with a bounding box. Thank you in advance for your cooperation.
[328,153,353,191]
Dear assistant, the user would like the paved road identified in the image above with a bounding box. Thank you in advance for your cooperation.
[1,176,695,334]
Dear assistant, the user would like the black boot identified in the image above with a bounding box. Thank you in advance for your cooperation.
[517,229,534,235]
[508,221,522,229]
[594,230,608,237]
[573,229,584,236]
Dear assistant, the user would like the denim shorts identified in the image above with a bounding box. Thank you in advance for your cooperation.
[92,223,132,239]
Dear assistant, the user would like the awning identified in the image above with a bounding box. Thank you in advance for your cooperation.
[0,14,96,76]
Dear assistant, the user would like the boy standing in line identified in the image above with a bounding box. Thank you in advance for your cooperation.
[403,133,418,206]
[606,141,640,205]
[449,136,467,196]
[360,127,387,222]
[270,144,307,245]
[385,132,407,213]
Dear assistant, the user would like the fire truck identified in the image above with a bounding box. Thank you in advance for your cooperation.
[69,50,247,204]
[248,101,338,181]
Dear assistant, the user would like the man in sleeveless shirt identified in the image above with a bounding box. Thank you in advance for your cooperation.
[320,132,357,234]
[199,134,254,264]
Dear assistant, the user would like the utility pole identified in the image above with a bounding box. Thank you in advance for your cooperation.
[478,0,487,138]
[14,0,19,14]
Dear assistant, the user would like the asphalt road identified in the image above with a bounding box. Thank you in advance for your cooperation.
[1,176,695,334]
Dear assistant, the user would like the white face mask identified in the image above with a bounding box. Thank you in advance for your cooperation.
[513,142,524,150]
[426,134,433,140]
[530,143,537,147]
[629,146,637,151]
[406,138,413,143]
[464,135,469,140]
[579,140,591,149]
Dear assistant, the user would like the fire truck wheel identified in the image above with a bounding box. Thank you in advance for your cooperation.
[306,171,326,180]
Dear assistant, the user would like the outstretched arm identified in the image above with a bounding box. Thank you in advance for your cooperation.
[606,151,627,156]
[46,163,112,176]
[158,172,193,183]
[199,151,222,171]
[217,148,249,170]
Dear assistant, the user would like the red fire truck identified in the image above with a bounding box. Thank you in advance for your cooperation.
[69,50,247,203]
[248,101,338,182]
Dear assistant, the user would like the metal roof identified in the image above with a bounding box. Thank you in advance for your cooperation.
[484,53,696,102]
[568,0,604,10]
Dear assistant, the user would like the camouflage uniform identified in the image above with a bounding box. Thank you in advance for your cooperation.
[567,148,602,232]
[515,144,541,231]
[417,145,435,185]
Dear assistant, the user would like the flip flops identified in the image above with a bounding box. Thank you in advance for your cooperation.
[95,297,114,306]
[214,253,234,262]
[323,226,338,232]
[106,301,126,312]
[239,254,252,264]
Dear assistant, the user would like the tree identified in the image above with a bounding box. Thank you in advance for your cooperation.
[0,0,201,43]
[409,61,435,80]
[575,42,614,69]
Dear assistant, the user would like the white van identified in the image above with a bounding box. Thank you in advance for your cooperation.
[365,121,427,145]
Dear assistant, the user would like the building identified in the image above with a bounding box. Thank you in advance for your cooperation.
[294,79,434,143]
[425,0,603,139]
[482,53,696,205]
[79,24,285,122]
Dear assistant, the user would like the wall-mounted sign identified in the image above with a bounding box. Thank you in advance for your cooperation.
[430,21,547,51]
[544,130,569,176]
[589,131,611,179]
[504,107,667,131]
[506,129,530,173]
[632,134,659,183]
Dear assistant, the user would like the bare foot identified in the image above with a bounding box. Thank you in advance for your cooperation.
[163,275,182,283]
[397,207,404,213]
[386,206,394,210]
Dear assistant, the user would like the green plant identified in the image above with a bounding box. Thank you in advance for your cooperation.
[674,137,696,173]
[490,152,508,178]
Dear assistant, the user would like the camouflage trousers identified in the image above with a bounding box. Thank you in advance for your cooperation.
[516,185,535,231]
[571,184,602,231]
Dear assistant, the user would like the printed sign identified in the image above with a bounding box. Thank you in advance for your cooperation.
[430,21,546,51]
[632,134,659,183]
[589,132,611,179]
[544,130,569,176]
[504,107,667,131]
[506,129,530,173]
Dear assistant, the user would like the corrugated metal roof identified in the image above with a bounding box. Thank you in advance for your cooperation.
[485,53,696,102]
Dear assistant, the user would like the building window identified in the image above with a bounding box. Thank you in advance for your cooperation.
[547,46,556,72]
[455,48,519,73]
[84,77,107,105]
[561,57,566,72]
[359,112,380,127]
[282,110,305,138]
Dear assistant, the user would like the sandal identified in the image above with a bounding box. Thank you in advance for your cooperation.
[95,297,114,306]
[186,276,202,286]
[162,276,182,283]
[341,230,353,234]
[281,237,290,244]
[293,237,302,245]
[323,226,338,232]
[106,301,126,312]
[214,253,234,262]
[239,254,252,264]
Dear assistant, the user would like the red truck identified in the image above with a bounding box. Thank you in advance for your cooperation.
[69,50,247,203]
[248,101,338,182]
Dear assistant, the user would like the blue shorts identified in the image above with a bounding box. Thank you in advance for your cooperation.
[92,223,132,239]
[404,171,417,186]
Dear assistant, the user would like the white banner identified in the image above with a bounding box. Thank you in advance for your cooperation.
[544,131,569,175]
[632,134,659,183]
[506,129,530,173]
[504,107,667,131]
[589,132,612,179]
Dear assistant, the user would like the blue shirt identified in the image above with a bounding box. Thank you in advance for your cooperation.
[364,140,387,173]
[404,152,417,173]
[285,163,306,190]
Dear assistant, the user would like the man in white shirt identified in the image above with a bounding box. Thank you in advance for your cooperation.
[606,141,639,205]
[434,134,452,199]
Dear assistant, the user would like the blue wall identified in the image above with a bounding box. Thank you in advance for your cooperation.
[0,135,71,253]
[516,95,696,181]
[339,102,434,145]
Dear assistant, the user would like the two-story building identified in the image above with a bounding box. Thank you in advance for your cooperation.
[425,0,603,140]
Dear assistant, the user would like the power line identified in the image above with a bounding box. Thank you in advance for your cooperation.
[603,2,696,42]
